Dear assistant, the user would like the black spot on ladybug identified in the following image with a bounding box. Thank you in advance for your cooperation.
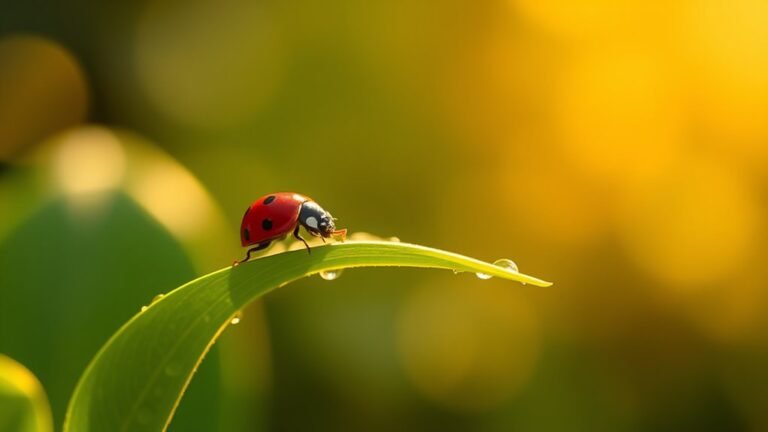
[262,218,273,231]
[243,228,250,241]
[264,195,276,205]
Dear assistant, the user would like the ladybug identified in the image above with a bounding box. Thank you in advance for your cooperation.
[234,192,347,265]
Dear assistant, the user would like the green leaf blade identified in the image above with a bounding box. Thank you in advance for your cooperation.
[64,241,551,432]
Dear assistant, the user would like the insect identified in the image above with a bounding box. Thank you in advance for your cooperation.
[234,192,347,265]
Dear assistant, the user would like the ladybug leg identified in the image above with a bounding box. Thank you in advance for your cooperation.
[233,241,271,266]
[332,228,347,242]
[293,225,311,254]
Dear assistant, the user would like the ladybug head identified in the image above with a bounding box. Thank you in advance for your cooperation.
[298,201,336,238]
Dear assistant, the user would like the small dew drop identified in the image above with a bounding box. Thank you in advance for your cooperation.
[319,269,343,280]
[140,305,148,312]
[230,311,242,325]
[151,293,165,304]
[493,258,518,272]
[475,272,493,280]
[389,236,401,243]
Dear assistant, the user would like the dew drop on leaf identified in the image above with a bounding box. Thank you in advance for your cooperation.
[493,258,518,272]
[230,311,242,325]
[476,258,520,280]
[319,269,343,280]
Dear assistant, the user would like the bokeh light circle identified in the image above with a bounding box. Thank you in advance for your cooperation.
[53,127,126,196]
[33,125,235,270]
[0,35,88,161]
[510,0,640,41]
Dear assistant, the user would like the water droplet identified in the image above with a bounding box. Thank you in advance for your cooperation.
[230,311,242,325]
[389,236,401,242]
[140,293,165,312]
[493,258,518,272]
[475,258,520,280]
[319,269,343,280]
[452,269,463,275]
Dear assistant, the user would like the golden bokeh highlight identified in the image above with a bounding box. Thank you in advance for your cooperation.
[397,279,539,411]
[34,125,235,272]
[556,46,683,187]
[133,0,282,128]
[617,159,759,287]
[0,35,88,161]
[129,158,214,239]
[116,131,235,271]
[677,0,768,159]
[53,127,126,196]
[511,0,643,41]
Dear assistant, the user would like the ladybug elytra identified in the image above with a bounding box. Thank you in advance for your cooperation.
[234,192,347,265]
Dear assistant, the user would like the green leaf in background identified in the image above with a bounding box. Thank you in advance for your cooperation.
[64,241,551,431]
[0,355,52,432]
[0,127,251,431]
[0,195,204,430]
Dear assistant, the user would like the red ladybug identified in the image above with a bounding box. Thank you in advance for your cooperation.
[234,192,347,265]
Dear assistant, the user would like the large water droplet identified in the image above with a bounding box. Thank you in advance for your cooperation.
[493,258,518,272]
[230,311,242,325]
[475,258,520,280]
[319,269,343,280]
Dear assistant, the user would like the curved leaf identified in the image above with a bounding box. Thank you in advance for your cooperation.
[0,355,53,432]
[64,241,551,431]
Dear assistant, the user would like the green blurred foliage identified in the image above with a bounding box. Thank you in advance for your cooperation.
[0,189,220,430]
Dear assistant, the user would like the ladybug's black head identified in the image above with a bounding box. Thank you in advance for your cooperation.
[298,201,336,238]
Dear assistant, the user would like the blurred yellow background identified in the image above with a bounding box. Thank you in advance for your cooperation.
[2,0,767,430]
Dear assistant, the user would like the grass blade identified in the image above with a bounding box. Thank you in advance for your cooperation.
[64,241,551,431]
